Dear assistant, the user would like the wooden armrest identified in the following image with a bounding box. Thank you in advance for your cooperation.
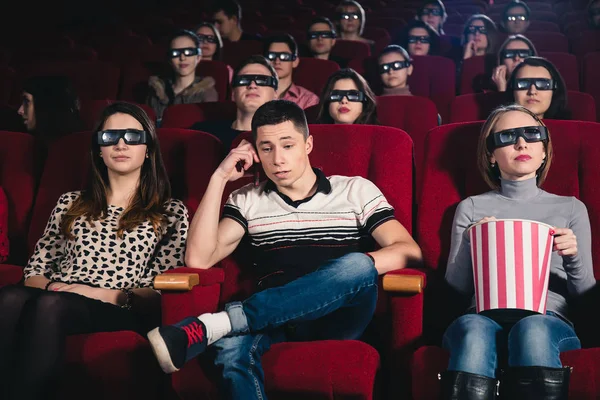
[382,273,424,294]
[154,273,200,291]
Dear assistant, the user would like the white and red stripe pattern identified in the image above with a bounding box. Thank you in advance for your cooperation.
[468,219,554,314]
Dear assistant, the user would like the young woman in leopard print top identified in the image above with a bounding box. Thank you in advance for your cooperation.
[0,102,188,400]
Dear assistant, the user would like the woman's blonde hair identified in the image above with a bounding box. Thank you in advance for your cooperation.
[477,104,553,190]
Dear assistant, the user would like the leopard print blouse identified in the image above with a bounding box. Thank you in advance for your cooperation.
[24,191,188,289]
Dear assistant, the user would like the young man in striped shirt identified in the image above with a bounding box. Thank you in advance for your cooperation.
[148,100,422,399]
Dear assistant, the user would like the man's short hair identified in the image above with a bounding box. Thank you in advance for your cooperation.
[210,0,242,20]
[232,55,279,88]
[307,16,337,36]
[263,33,298,56]
[503,0,531,19]
[251,100,309,144]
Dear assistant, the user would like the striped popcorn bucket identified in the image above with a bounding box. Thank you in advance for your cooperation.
[467,219,554,314]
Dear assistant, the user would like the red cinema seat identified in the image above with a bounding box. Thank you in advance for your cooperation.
[540,52,580,91]
[411,120,600,399]
[293,58,340,96]
[520,32,569,53]
[450,91,596,123]
[583,51,600,121]
[363,26,392,55]
[161,102,238,129]
[79,99,156,130]
[163,124,424,400]
[331,39,371,62]
[196,60,231,101]
[221,40,263,69]
[527,20,560,32]
[571,30,600,62]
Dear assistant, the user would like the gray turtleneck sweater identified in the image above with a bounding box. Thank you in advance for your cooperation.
[446,177,596,321]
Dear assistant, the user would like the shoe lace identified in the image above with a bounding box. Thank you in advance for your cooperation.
[182,321,205,347]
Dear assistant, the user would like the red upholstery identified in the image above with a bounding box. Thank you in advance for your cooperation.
[540,52,580,91]
[161,102,237,129]
[412,120,600,399]
[376,95,439,201]
[571,30,600,61]
[119,63,156,103]
[165,124,421,399]
[331,39,371,61]
[196,60,230,101]
[408,55,457,123]
[583,52,600,121]
[450,91,596,123]
[221,40,263,69]
[527,20,560,32]
[293,57,339,96]
[363,26,392,55]
[79,99,157,130]
[18,61,121,100]
[519,32,568,53]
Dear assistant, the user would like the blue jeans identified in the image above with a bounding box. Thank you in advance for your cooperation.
[212,253,378,400]
[442,312,581,378]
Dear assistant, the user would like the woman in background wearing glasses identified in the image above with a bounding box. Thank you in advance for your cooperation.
[194,22,234,82]
[509,57,571,120]
[335,0,375,49]
[462,14,498,61]
[317,68,378,125]
[146,29,218,124]
[492,35,537,92]
[0,102,188,400]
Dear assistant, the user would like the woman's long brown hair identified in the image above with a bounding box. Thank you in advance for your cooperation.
[60,102,172,239]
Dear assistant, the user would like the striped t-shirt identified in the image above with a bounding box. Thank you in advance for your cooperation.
[222,168,395,289]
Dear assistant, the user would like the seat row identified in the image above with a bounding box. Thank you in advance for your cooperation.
[1,120,600,398]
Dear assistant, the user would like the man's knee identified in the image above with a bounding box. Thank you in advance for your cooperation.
[327,253,377,285]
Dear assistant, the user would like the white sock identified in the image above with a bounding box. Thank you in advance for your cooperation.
[197,311,232,345]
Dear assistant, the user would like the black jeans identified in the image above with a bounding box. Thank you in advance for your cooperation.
[0,285,144,400]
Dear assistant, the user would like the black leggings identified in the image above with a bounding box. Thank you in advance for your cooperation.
[0,285,144,400]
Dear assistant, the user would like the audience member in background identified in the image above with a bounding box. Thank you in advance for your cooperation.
[195,22,234,82]
[0,187,8,263]
[441,104,590,398]
[509,56,571,120]
[192,55,278,150]
[416,0,447,34]
[210,0,261,42]
[306,17,347,67]
[335,0,375,49]
[501,0,531,34]
[18,75,82,144]
[462,15,497,60]
[397,20,441,57]
[588,0,600,29]
[378,45,413,96]
[492,34,537,92]
[147,30,218,124]
[264,34,319,110]
[0,102,188,400]
[317,68,378,124]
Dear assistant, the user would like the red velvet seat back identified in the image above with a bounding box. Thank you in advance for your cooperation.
[218,124,414,304]
[161,102,237,129]
[293,57,339,96]
[417,120,596,277]
[221,40,263,69]
[540,52,580,91]
[330,39,371,61]
[196,60,231,101]
[0,131,36,264]
[79,99,156,130]
[583,52,600,121]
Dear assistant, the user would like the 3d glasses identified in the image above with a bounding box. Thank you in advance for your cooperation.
[486,126,548,151]
[169,47,200,58]
[501,49,532,59]
[420,8,443,16]
[97,129,148,146]
[231,74,278,90]
[506,14,528,21]
[339,12,360,20]
[328,89,365,102]
[466,25,488,34]
[379,60,411,74]
[197,34,218,44]
[513,78,556,91]
[265,52,297,62]
[308,30,336,40]
[408,35,430,44]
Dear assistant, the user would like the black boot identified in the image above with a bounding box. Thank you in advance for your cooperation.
[501,366,571,400]
[439,370,499,399]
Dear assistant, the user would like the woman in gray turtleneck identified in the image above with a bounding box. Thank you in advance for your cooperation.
[440,104,596,400]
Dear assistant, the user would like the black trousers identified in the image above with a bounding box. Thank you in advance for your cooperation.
[0,285,144,400]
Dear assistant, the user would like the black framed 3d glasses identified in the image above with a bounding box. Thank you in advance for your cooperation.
[420,8,443,16]
[467,25,488,34]
[308,30,336,40]
[379,60,411,74]
[265,52,297,62]
[506,14,528,21]
[97,129,148,146]
[231,74,278,90]
[502,49,532,60]
[514,78,556,91]
[486,126,548,152]
[408,35,430,44]
[197,34,218,44]
[169,47,200,58]
[340,12,360,20]
[328,89,365,102]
